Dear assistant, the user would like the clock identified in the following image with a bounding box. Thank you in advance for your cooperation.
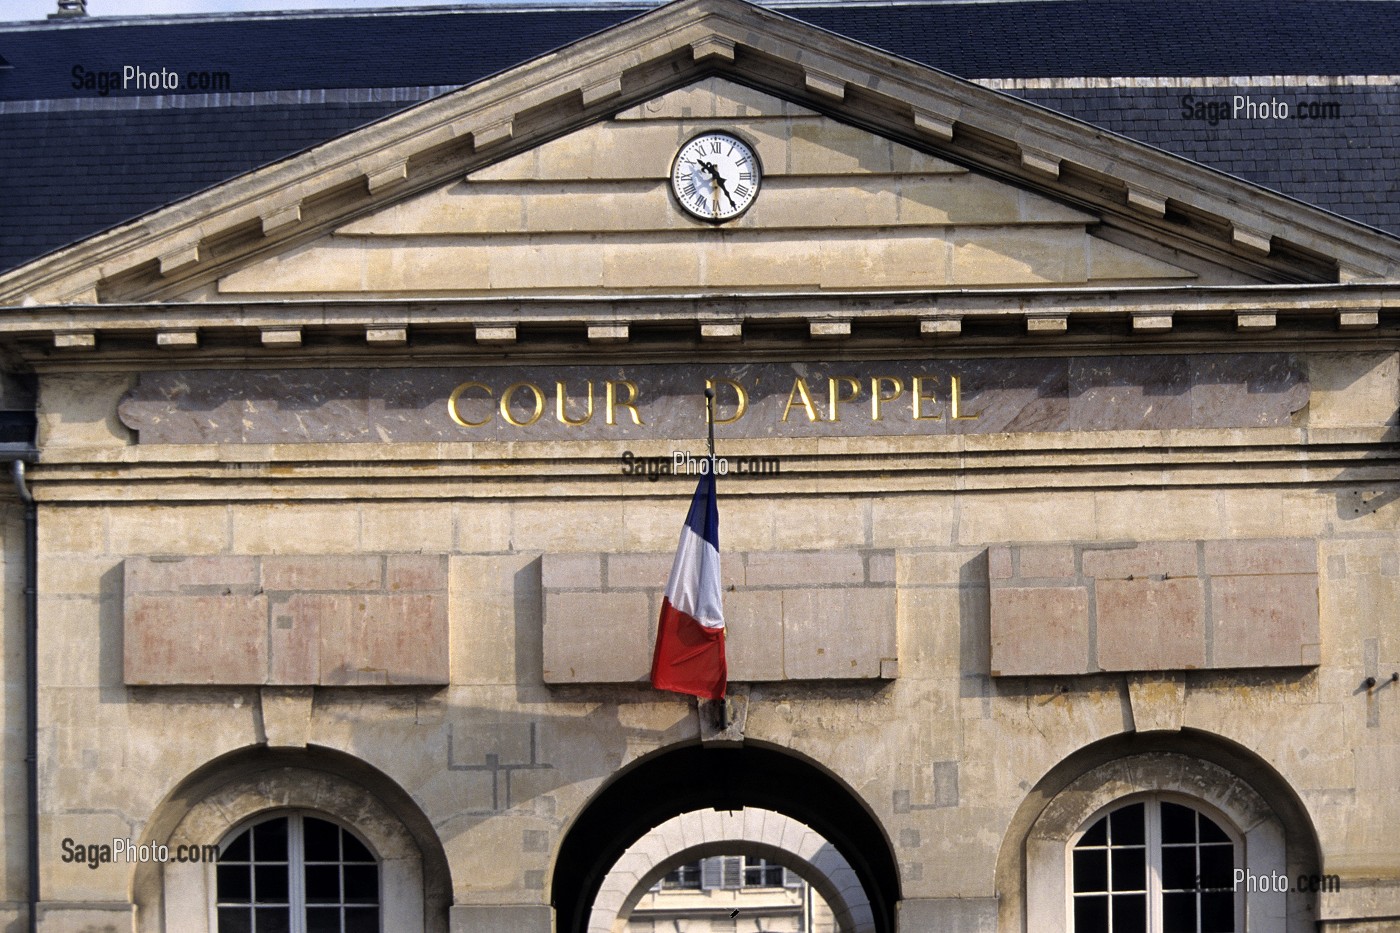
[670,131,762,222]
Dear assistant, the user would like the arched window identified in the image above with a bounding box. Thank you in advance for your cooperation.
[215,813,380,933]
[1070,796,1241,933]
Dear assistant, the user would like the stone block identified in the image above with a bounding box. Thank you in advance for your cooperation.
[1017,544,1076,579]
[317,593,448,685]
[262,555,382,593]
[1203,538,1317,576]
[542,591,651,683]
[782,587,896,679]
[385,555,449,593]
[1096,578,1206,671]
[746,550,865,586]
[125,555,258,594]
[268,594,321,684]
[605,553,675,590]
[540,553,602,591]
[124,594,267,685]
[108,504,228,555]
[1081,541,1199,580]
[449,905,552,933]
[986,546,1013,581]
[989,586,1089,676]
[1210,574,1320,668]
[724,589,785,681]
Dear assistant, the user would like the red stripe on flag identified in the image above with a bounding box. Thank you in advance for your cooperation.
[650,597,726,700]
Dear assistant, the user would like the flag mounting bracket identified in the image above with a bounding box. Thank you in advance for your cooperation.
[699,694,747,746]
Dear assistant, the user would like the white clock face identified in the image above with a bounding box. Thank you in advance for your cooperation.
[670,131,762,222]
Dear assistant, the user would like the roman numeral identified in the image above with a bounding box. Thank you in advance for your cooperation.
[710,140,722,154]
[682,181,697,197]
[739,171,753,182]
[734,184,750,199]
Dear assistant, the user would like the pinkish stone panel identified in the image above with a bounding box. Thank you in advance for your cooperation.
[261,555,382,593]
[384,555,449,593]
[1081,541,1199,580]
[989,586,1090,676]
[1202,539,1317,577]
[1210,574,1320,668]
[1096,578,1206,671]
[124,594,267,685]
[125,556,258,594]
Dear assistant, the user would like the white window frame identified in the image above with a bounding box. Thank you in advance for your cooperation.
[1024,753,1289,932]
[209,810,383,933]
[1066,792,1246,933]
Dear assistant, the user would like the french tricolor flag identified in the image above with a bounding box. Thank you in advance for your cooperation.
[650,463,726,700]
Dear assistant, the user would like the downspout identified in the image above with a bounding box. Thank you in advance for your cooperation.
[11,461,36,933]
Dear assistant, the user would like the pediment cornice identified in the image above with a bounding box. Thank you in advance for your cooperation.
[2,0,1399,310]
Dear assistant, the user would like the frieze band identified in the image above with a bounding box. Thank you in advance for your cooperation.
[117,353,1307,445]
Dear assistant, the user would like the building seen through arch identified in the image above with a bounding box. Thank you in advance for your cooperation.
[0,0,1397,930]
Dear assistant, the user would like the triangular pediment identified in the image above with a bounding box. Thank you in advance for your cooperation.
[202,79,1218,300]
[3,0,1399,308]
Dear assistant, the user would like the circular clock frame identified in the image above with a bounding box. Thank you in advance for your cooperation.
[669,130,763,223]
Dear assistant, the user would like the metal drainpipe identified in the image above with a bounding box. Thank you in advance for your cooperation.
[11,461,37,933]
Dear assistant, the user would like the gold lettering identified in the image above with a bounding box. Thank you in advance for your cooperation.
[706,378,748,425]
[912,376,942,420]
[555,380,594,426]
[605,380,644,426]
[781,377,821,423]
[827,376,861,422]
[448,381,493,428]
[950,375,981,421]
[500,382,545,427]
[871,376,904,421]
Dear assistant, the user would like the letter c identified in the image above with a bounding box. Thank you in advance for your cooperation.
[448,381,493,427]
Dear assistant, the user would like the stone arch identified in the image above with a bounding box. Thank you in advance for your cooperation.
[994,729,1321,933]
[552,742,900,933]
[131,745,450,933]
[588,807,875,933]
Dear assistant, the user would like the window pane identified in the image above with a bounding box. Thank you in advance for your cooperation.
[218,864,252,903]
[1110,846,1146,892]
[1109,803,1145,846]
[343,864,378,903]
[222,831,251,863]
[1161,801,1196,844]
[1073,895,1108,933]
[1111,893,1146,931]
[1161,844,1197,890]
[1079,815,1108,848]
[306,907,341,933]
[1198,814,1230,844]
[217,907,252,933]
[1200,891,1235,932]
[253,819,288,863]
[304,818,341,862]
[1199,844,1234,890]
[1162,890,1198,932]
[305,864,341,903]
[253,907,291,933]
[341,831,374,863]
[344,906,380,933]
[254,864,288,903]
[1073,848,1108,892]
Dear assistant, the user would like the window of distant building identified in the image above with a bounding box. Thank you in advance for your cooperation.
[656,856,799,892]
[1070,796,1241,933]
[216,813,380,933]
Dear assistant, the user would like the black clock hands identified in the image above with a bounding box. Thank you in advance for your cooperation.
[697,159,738,210]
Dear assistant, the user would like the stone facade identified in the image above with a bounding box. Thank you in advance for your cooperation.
[0,1,1398,932]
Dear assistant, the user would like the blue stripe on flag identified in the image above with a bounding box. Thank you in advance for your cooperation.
[682,464,718,550]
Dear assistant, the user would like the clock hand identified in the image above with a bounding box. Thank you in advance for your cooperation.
[698,160,738,210]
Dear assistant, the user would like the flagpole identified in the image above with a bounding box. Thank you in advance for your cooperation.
[703,387,729,730]
[705,387,716,463]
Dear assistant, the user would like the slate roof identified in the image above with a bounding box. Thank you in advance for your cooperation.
[2,0,1399,274]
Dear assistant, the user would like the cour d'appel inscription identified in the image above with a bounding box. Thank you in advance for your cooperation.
[117,354,1307,445]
